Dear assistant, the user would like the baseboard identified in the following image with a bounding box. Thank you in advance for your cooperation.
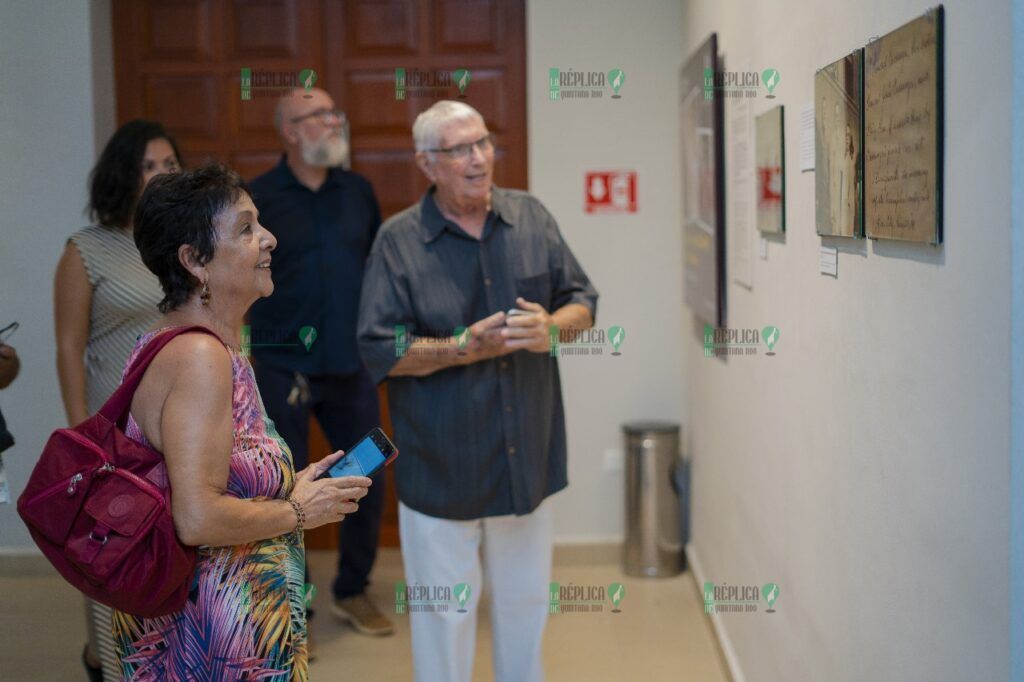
[0,546,53,577]
[685,543,746,682]
[552,540,619,566]
[1,541,622,575]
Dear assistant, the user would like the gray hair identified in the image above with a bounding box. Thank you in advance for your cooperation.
[412,100,485,155]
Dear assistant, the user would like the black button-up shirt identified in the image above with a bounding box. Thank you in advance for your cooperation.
[357,187,599,519]
[247,156,381,376]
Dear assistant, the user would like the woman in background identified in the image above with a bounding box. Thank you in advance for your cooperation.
[53,119,182,681]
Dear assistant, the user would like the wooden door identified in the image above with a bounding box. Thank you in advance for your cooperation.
[112,0,527,549]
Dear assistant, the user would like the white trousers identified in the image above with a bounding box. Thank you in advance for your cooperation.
[399,500,553,682]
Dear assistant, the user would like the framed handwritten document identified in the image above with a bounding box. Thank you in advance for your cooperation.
[756,105,785,234]
[680,34,726,326]
[864,6,944,244]
[815,50,864,238]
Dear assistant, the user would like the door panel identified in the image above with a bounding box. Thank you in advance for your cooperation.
[113,0,526,549]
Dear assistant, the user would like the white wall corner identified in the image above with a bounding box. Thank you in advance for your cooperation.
[686,542,746,682]
[1008,0,1024,678]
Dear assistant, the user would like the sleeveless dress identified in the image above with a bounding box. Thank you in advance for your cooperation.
[111,328,308,681]
[68,225,163,681]
[67,225,163,415]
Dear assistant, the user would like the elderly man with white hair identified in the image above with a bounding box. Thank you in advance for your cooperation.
[247,87,393,640]
[358,100,599,682]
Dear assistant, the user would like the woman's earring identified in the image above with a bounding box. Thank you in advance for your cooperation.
[200,280,211,307]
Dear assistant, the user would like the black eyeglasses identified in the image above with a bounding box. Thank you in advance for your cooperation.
[0,321,18,345]
[427,134,494,160]
[290,108,348,126]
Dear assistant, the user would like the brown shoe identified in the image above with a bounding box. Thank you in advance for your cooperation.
[330,593,395,636]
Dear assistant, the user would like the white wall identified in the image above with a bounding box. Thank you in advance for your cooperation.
[679,1,1013,680]
[0,0,686,551]
[0,0,687,550]
[527,0,687,543]
[5,17,1010,679]
[1009,0,1024,677]
[0,0,113,548]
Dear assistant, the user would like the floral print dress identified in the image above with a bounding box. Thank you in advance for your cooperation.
[111,328,307,681]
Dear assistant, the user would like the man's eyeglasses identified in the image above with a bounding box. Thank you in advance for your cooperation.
[427,134,494,160]
[0,322,18,346]
[290,109,348,126]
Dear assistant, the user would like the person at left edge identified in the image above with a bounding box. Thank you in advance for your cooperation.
[246,87,393,637]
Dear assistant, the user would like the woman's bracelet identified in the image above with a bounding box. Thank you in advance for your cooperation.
[286,496,306,533]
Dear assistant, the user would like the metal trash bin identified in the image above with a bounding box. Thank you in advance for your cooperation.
[623,421,683,577]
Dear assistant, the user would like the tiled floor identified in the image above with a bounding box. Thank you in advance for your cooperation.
[0,549,729,681]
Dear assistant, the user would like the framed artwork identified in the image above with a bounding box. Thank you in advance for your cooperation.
[864,6,944,244]
[756,105,785,233]
[815,49,864,238]
[680,34,726,327]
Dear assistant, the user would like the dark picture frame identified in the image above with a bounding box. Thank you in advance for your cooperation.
[680,34,726,327]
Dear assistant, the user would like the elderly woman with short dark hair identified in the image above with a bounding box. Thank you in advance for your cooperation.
[111,163,371,681]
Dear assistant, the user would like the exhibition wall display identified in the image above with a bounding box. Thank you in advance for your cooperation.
[680,33,726,326]
[864,6,944,244]
[677,5,944,316]
[815,49,864,239]
[756,105,785,234]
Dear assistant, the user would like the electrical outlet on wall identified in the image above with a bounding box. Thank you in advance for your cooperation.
[603,448,624,472]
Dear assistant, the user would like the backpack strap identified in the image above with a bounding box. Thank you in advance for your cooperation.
[98,326,229,428]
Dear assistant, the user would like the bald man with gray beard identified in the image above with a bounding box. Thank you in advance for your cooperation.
[248,88,393,640]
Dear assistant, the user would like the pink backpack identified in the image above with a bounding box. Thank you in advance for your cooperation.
[18,326,221,617]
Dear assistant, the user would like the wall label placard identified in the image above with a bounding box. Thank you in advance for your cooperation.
[819,245,838,277]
